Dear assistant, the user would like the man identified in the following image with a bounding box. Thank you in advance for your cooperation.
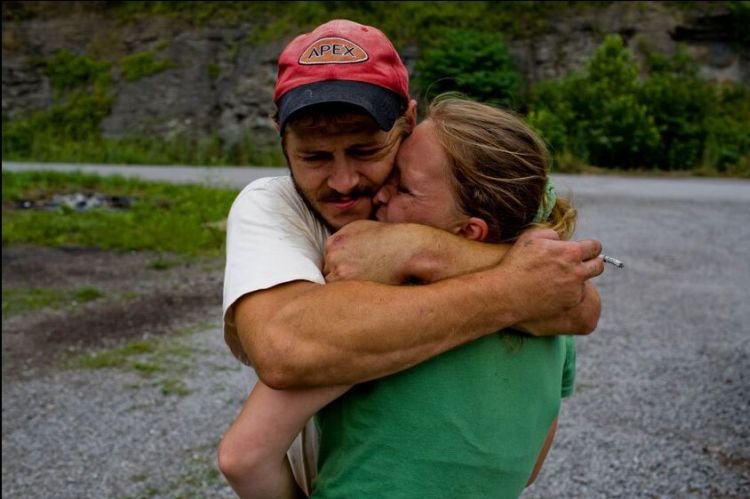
[221,18,602,492]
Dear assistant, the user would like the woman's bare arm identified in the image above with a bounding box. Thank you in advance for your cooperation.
[218,382,349,498]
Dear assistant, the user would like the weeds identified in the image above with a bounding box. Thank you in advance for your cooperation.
[2,170,237,254]
[2,286,105,316]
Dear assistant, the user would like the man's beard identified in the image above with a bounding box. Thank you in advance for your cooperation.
[289,170,376,233]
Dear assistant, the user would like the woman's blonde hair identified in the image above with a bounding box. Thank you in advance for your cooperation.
[427,95,576,242]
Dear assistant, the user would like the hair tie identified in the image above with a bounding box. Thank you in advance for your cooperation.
[533,179,556,223]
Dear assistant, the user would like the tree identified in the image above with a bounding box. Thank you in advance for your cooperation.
[414,28,522,110]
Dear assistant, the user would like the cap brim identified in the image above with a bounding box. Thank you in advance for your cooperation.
[277,81,405,134]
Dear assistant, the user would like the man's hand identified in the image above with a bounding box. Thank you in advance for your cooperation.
[324,220,425,284]
[496,228,604,334]
[324,220,507,284]
[517,281,601,335]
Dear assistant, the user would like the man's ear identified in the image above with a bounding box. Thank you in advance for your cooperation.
[457,217,489,241]
[274,120,281,133]
[406,99,418,127]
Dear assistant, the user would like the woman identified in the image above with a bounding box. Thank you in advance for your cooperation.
[219,95,581,498]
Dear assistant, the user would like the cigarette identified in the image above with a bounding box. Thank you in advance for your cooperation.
[600,254,624,268]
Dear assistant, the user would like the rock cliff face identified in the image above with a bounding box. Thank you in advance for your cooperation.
[2,2,747,150]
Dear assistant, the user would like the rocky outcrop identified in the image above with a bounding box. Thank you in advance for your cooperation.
[2,2,747,150]
[507,2,747,87]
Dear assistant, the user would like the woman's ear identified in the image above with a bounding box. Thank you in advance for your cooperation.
[457,217,489,241]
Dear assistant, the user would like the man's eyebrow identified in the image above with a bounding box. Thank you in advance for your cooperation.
[348,137,383,146]
[294,147,327,155]
[348,140,388,150]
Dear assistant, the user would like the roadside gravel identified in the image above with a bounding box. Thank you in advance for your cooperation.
[2,168,749,498]
[524,187,750,498]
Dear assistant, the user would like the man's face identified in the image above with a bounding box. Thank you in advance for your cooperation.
[374,120,467,233]
[285,114,399,231]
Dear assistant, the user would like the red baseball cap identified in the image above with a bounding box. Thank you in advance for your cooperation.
[274,19,409,133]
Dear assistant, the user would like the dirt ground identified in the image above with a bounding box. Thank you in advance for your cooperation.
[1,245,225,381]
[3,173,750,497]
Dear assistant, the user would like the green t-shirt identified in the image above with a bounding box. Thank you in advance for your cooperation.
[312,334,576,499]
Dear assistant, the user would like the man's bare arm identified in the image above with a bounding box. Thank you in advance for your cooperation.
[236,230,603,389]
[324,221,507,284]
[325,221,601,335]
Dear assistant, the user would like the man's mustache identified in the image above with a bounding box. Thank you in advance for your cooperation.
[319,186,376,202]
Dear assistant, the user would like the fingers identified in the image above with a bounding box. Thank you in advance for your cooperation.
[518,227,560,243]
[575,239,603,261]
[573,239,604,278]
[582,251,605,278]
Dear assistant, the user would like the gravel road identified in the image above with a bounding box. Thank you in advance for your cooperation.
[2,163,749,498]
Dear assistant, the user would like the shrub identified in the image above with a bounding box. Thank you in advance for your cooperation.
[638,51,714,170]
[120,49,176,81]
[414,28,523,110]
[703,84,750,175]
[570,35,660,168]
[529,36,660,169]
[42,50,112,95]
[527,35,750,171]
[3,50,114,159]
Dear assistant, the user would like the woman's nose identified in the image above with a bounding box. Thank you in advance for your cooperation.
[374,183,393,206]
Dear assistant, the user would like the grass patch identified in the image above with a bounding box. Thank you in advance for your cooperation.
[132,361,166,376]
[158,377,191,396]
[2,288,67,315]
[149,256,181,270]
[2,170,238,254]
[2,286,105,316]
[75,286,105,302]
[72,336,195,396]
[3,130,286,167]
[76,339,157,369]
[123,443,226,498]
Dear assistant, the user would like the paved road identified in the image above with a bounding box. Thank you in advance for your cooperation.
[2,161,287,189]
[4,160,750,201]
[3,161,749,497]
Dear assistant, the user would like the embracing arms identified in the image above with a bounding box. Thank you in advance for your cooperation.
[324,221,602,336]
[235,221,602,389]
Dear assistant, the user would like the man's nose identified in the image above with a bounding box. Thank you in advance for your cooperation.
[328,160,360,193]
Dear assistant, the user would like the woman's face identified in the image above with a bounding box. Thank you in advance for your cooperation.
[374,120,468,234]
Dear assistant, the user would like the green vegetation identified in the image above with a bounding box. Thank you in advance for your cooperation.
[76,339,158,369]
[2,170,237,254]
[74,286,105,302]
[73,336,195,396]
[42,49,112,95]
[414,29,522,110]
[3,1,748,174]
[119,48,176,81]
[96,1,608,47]
[2,46,283,166]
[528,35,750,174]
[2,285,104,316]
[123,442,225,498]
[149,256,182,270]
[3,51,114,161]
[3,129,284,167]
